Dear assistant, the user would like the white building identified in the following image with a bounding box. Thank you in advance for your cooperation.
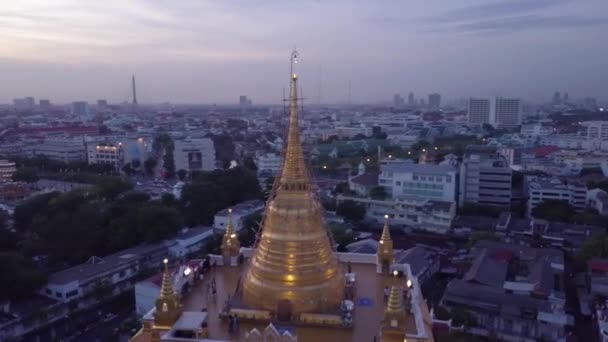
[213,200,265,232]
[42,242,172,303]
[526,176,587,215]
[174,138,216,173]
[494,97,522,129]
[256,153,282,176]
[468,98,491,124]
[34,138,86,163]
[521,124,554,142]
[169,227,214,258]
[334,126,373,139]
[338,195,456,234]
[582,121,608,141]
[0,160,16,183]
[379,163,457,202]
[87,142,122,169]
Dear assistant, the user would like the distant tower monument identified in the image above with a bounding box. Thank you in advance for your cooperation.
[132,75,138,106]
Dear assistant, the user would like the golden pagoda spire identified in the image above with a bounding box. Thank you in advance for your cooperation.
[377,215,395,273]
[221,208,240,257]
[380,214,393,243]
[154,258,181,327]
[243,50,344,315]
[381,271,407,341]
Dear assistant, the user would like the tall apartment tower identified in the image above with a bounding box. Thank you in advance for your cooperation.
[467,98,491,124]
[494,97,521,129]
[428,93,441,110]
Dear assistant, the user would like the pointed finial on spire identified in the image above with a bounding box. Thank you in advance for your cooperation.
[380,215,392,244]
[159,258,175,298]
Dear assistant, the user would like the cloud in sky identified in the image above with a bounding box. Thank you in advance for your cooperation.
[0,0,606,104]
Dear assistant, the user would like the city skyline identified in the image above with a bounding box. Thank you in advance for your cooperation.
[0,0,607,104]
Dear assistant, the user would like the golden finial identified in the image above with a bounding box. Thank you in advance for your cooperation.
[380,215,392,243]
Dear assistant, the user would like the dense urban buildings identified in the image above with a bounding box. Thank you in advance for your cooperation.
[0,3,607,341]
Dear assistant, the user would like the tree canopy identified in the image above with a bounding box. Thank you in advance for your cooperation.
[180,166,262,226]
[337,200,366,223]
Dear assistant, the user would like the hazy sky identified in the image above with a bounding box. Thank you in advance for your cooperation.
[0,0,606,104]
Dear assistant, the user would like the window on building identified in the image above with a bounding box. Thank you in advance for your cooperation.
[413,175,418,180]
[446,175,452,183]
[395,181,401,186]
[66,290,78,298]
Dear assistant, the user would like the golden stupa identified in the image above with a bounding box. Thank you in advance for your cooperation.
[242,50,344,315]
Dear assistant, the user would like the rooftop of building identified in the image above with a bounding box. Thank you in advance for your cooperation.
[48,241,174,285]
[443,241,568,320]
[214,200,265,217]
[349,171,379,187]
[527,176,585,190]
[381,162,457,175]
[175,226,214,241]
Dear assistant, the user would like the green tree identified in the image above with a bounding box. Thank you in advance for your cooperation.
[239,212,263,247]
[369,186,387,200]
[137,205,182,242]
[458,203,503,218]
[14,191,60,232]
[0,252,48,301]
[468,231,498,247]
[328,223,355,251]
[177,169,188,181]
[144,158,157,176]
[161,193,177,207]
[12,167,39,183]
[531,200,576,223]
[121,163,135,176]
[95,178,133,200]
[337,200,366,223]
[243,157,258,171]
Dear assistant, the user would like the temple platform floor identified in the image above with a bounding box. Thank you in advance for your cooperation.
[180,262,416,342]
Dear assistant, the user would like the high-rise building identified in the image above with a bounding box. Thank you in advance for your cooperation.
[239,95,252,106]
[71,101,89,118]
[408,92,415,106]
[459,145,512,208]
[13,97,35,109]
[97,99,108,107]
[392,93,404,107]
[552,91,562,105]
[173,138,216,173]
[428,93,441,110]
[494,97,521,129]
[39,99,50,108]
[467,98,491,124]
